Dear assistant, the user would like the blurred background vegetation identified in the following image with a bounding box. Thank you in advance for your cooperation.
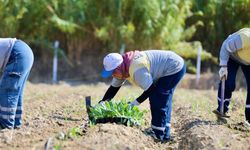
[1,0,250,81]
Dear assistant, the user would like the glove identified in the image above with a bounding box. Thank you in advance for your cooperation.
[219,67,228,80]
[128,100,140,108]
[97,100,106,109]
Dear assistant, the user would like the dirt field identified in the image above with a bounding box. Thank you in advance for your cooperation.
[0,76,250,150]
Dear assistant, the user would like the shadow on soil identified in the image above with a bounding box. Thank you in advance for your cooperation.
[51,115,81,122]
[179,118,229,133]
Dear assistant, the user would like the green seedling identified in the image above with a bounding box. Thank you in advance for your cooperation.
[54,143,62,150]
[56,127,82,141]
[89,100,146,126]
[67,127,82,138]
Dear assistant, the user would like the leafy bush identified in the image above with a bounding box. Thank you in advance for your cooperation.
[171,41,217,73]
[4,0,250,74]
[190,0,250,56]
[0,0,194,55]
[89,100,146,126]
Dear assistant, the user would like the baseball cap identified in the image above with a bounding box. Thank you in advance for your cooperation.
[101,53,123,78]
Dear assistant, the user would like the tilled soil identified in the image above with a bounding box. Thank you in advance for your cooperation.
[0,82,250,150]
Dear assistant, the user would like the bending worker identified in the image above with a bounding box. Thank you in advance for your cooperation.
[99,50,186,142]
[214,28,250,125]
[0,38,34,129]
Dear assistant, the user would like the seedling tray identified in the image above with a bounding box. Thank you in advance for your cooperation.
[85,96,144,127]
[95,117,130,125]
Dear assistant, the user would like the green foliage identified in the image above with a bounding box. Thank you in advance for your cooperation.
[171,41,217,73]
[89,100,146,126]
[172,42,216,62]
[185,60,197,74]
[50,14,80,34]
[2,0,250,71]
[54,143,62,150]
[0,0,194,52]
[56,127,82,141]
[67,127,82,138]
[189,0,250,56]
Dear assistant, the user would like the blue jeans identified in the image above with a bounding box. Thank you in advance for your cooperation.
[149,64,186,141]
[0,40,33,129]
[217,58,250,122]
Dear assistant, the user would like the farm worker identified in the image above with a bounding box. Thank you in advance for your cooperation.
[99,50,186,142]
[214,28,250,125]
[0,38,34,129]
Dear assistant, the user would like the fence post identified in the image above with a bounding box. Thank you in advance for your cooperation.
[196,43,202,87]
[119,43,125,54]
[52,41,59,84]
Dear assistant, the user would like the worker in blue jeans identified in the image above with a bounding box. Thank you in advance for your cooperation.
[214,28,250,126]
[0,38,34,129]
[149,69,185,140]
[99,50,186,142]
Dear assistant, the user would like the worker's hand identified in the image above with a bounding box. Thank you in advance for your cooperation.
[128,100,140,108]
[97,100,106,109]
[219,67,228,80]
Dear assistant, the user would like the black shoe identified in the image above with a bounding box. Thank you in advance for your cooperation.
[160,138,171,144]
[14,126,21,130]
[212,109,230,118]
[144,128,156,137]
[144,128,170,143]
[0,123,4,130]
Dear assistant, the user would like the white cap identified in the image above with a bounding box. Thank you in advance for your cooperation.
[101,53,123,78]
[103,53,123,71]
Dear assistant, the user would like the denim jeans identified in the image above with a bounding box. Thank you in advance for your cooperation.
[0,40,33,129]
[149,64,186,141]
[217,58,250,122]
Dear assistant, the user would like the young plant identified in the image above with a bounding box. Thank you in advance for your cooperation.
[89,100,146,126]
[54,143,62,150]
[56,127,82,141]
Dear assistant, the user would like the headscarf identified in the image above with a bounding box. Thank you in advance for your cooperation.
[112,50,139,79]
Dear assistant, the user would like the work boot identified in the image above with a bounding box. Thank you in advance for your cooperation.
[14,125,21,130]
[144,128,170,143]
[0,123,6,130]
[212,109,230,118]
